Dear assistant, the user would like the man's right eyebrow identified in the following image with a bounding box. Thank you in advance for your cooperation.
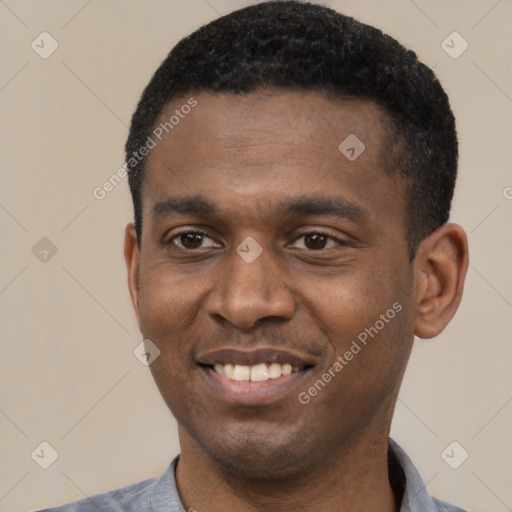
[152,195,216,218]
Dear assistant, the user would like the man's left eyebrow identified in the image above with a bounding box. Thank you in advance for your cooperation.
[280,196,368,222]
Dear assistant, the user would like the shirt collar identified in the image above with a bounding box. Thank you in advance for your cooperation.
[389,438,442,511]
[149,439,448,511]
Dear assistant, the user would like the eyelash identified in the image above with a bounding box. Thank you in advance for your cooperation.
[168,229,346,250]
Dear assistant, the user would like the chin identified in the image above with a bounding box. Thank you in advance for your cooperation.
[192,422,319,480]
[209,445,310,480]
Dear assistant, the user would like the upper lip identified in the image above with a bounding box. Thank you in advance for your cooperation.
[196,347,315,368]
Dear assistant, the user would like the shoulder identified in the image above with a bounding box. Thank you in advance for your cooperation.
[34,458,183,512]
[35,475,158,511]
[431,497,468,512]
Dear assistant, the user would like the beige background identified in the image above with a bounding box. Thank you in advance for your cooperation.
[0,0,511,510]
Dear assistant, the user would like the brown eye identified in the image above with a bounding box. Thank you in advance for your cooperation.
[292,232,339,251]
[304,233,329,250]
[170,231,219,250]
[179,233,205,249]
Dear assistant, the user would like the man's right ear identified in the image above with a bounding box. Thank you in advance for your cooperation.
[124,223,141,328]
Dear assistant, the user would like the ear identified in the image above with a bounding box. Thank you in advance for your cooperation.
[413,223,469,339]
[124,223,141,329]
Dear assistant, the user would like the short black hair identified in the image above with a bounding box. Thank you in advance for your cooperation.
[126,0,458,260]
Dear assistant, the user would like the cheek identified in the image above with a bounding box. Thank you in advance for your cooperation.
[148,354,205,419]
[136,266,210,403]
[306,272,387,336]
[138,267,208,417]
[137,264,204,338]
[307,265,411,372]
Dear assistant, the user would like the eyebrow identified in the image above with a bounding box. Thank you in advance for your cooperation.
[153,195,215,217]
[281,196,366,221]
[152,194,367,222]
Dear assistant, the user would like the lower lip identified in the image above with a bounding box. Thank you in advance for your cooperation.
[200,366,309,406]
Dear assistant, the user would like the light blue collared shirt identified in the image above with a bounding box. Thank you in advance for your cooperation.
[36,439,467,511]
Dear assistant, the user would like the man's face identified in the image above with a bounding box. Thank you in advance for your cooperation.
[127,90,417,478]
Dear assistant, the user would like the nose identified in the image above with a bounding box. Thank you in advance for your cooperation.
[205,244,296,329]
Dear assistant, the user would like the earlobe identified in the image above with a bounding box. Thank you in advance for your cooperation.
[124,223,141,328]
[413,223,469,339]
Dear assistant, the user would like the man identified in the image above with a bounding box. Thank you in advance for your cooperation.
[40,1,469,510]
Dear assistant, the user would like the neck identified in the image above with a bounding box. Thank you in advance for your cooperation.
[175,430,398,512]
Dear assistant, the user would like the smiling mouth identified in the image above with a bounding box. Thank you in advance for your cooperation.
[209,362,302,381]
[196,347,316,400]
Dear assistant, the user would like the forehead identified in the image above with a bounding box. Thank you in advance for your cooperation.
[141,89,403,227]
[151,89,388,158]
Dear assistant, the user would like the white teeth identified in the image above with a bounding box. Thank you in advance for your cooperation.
[250,363,269,381]
[213,362,299,381]
[268,363,282,378]
[224,363,234,379]
[233,364,250,381]
[281,363,292,376]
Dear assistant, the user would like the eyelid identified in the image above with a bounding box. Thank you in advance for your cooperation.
[290,229,348,247]
[169,227,209,236]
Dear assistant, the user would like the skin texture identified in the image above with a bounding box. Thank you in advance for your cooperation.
[124,90,468,512]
